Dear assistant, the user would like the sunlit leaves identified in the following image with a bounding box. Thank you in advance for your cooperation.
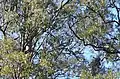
[0,38,32,78]
[80,0,90,5]
[80,70,118,79]
[1,51,32,77]
[0,38,17,53]
[2,11,19,33]
[78,22,106,41]
[22,0,50,28]
[1,65,13,76]
[80,70,94,79]
[40,58,52,68]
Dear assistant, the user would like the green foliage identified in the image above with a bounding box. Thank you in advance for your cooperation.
[79,23,106,39]
[80,70,118,79]
[0,0,120,78]
[0,38,32,78]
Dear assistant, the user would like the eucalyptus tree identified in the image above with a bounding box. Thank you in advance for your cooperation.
[0,0,120,79]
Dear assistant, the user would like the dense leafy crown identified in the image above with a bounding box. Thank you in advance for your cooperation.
[0,0,120,79]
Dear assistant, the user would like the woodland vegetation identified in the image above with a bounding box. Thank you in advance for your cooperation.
[0,0,120,79]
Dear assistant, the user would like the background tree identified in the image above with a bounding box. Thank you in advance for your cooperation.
[0,0,120,79]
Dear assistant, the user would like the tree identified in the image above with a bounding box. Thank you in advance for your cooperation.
[0,0,120,79]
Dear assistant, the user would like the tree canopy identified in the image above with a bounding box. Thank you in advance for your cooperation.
[0,0,120,79]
